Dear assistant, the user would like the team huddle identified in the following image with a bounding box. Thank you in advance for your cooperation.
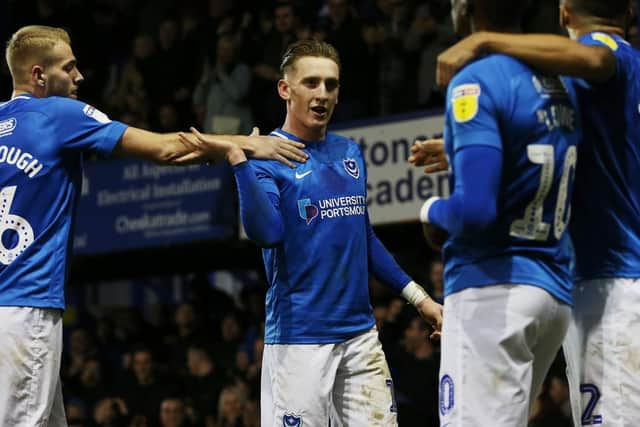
[1,0,639,426]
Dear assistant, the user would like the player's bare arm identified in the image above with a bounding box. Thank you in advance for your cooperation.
[437,32,616,87]
[113,127,206,164]
[177,127,308,168]
[409,138,448,173]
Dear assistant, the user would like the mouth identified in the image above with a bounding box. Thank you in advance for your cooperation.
[310,105,328,118]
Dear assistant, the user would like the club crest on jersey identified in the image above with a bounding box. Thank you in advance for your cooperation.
[343,158,359,179]
[451,83,481,123]
[298,198,318,225]
[283,414,302,427]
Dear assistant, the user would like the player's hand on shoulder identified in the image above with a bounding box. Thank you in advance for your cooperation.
[416,297,443,340]
[437,32,486,87]
[244,127,308,168]
[409,138,448,173]
[422,223,448,251]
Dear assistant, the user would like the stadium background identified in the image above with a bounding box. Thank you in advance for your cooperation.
[2,1,639,426]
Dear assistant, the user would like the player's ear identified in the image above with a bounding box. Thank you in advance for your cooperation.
[31,65,46,87]
[559,4,570,29]
[278,78,290,101]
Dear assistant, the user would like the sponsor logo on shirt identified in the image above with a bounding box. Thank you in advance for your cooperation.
[297,195,366,225]
[0,118,17,137]
[451,84,481,123]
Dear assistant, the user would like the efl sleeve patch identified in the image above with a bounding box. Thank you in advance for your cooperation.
[82,104,112,124]
[451,83,481,123]
[591,33,618,51]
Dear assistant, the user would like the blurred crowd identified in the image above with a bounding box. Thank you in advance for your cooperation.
[60,259,571,427]
[3,0,564,134]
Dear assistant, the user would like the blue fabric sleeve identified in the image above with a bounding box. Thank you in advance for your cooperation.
[428,145,502,236]
[367,214,412,293]
[233,161,284,247]
[50,97,127,155]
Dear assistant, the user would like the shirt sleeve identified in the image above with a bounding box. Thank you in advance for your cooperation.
[234,161,284,247]
[367,213,412,293]
[446,65,506,153]
[428,145,502,235]
[51,97,128,156]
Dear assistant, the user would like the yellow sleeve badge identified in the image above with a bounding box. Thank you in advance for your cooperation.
[451,83,481,123]
[591,32,618,51]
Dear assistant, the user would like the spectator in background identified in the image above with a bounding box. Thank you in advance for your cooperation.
[107,33,156,123]
[193,34,253,135]
[426,257,444,304]
[216,386,250,427]
[184,344,226,424]
[250,1,300,131]
[119,347,178,425]
[159,397,192,427]
[317,0,373,120]
[404,1,455,108]
[389,315,440,427]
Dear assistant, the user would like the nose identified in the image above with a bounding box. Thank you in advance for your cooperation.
[74,69,85,85]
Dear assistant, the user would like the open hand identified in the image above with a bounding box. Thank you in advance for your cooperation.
[416,298,443,340]
[409,138,448,173]
[243,127,308,168]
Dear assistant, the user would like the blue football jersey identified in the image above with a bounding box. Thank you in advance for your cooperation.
[250,129,375,344]
[0,94,127,309]
[442,54,581,305]
[569,32,640,281]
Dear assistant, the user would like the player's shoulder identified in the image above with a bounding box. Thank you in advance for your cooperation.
[326,132,356,146]
[579,32,627,51]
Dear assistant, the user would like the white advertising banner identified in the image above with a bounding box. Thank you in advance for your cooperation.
[335,112,450,225]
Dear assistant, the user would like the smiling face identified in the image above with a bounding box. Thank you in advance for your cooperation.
[279,56,340,140]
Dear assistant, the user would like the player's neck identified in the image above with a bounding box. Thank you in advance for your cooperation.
[281,120,326,142]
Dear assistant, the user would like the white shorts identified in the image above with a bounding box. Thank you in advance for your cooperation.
[439,285,570,427]
[0,307,67,427]
[261,328,398,427]
[563,278,640,427]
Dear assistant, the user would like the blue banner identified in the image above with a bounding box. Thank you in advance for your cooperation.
[73,159,236,254]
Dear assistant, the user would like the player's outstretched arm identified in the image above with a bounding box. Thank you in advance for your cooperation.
[409,138,448,173]
[437,32,616,87]
[176,127,308,168]
[113,127,208,164]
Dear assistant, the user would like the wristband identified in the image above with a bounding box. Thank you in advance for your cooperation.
[401,281,430,306]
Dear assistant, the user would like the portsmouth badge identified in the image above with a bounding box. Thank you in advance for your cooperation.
[283,413,302,427]
[343,158,359,179]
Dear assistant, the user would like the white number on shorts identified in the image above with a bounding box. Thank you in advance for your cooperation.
[0,186,34,265]
[580,383,603,425]
[510,145,577,241]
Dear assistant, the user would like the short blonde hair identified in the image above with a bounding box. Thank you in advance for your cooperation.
[5,25,71,83]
